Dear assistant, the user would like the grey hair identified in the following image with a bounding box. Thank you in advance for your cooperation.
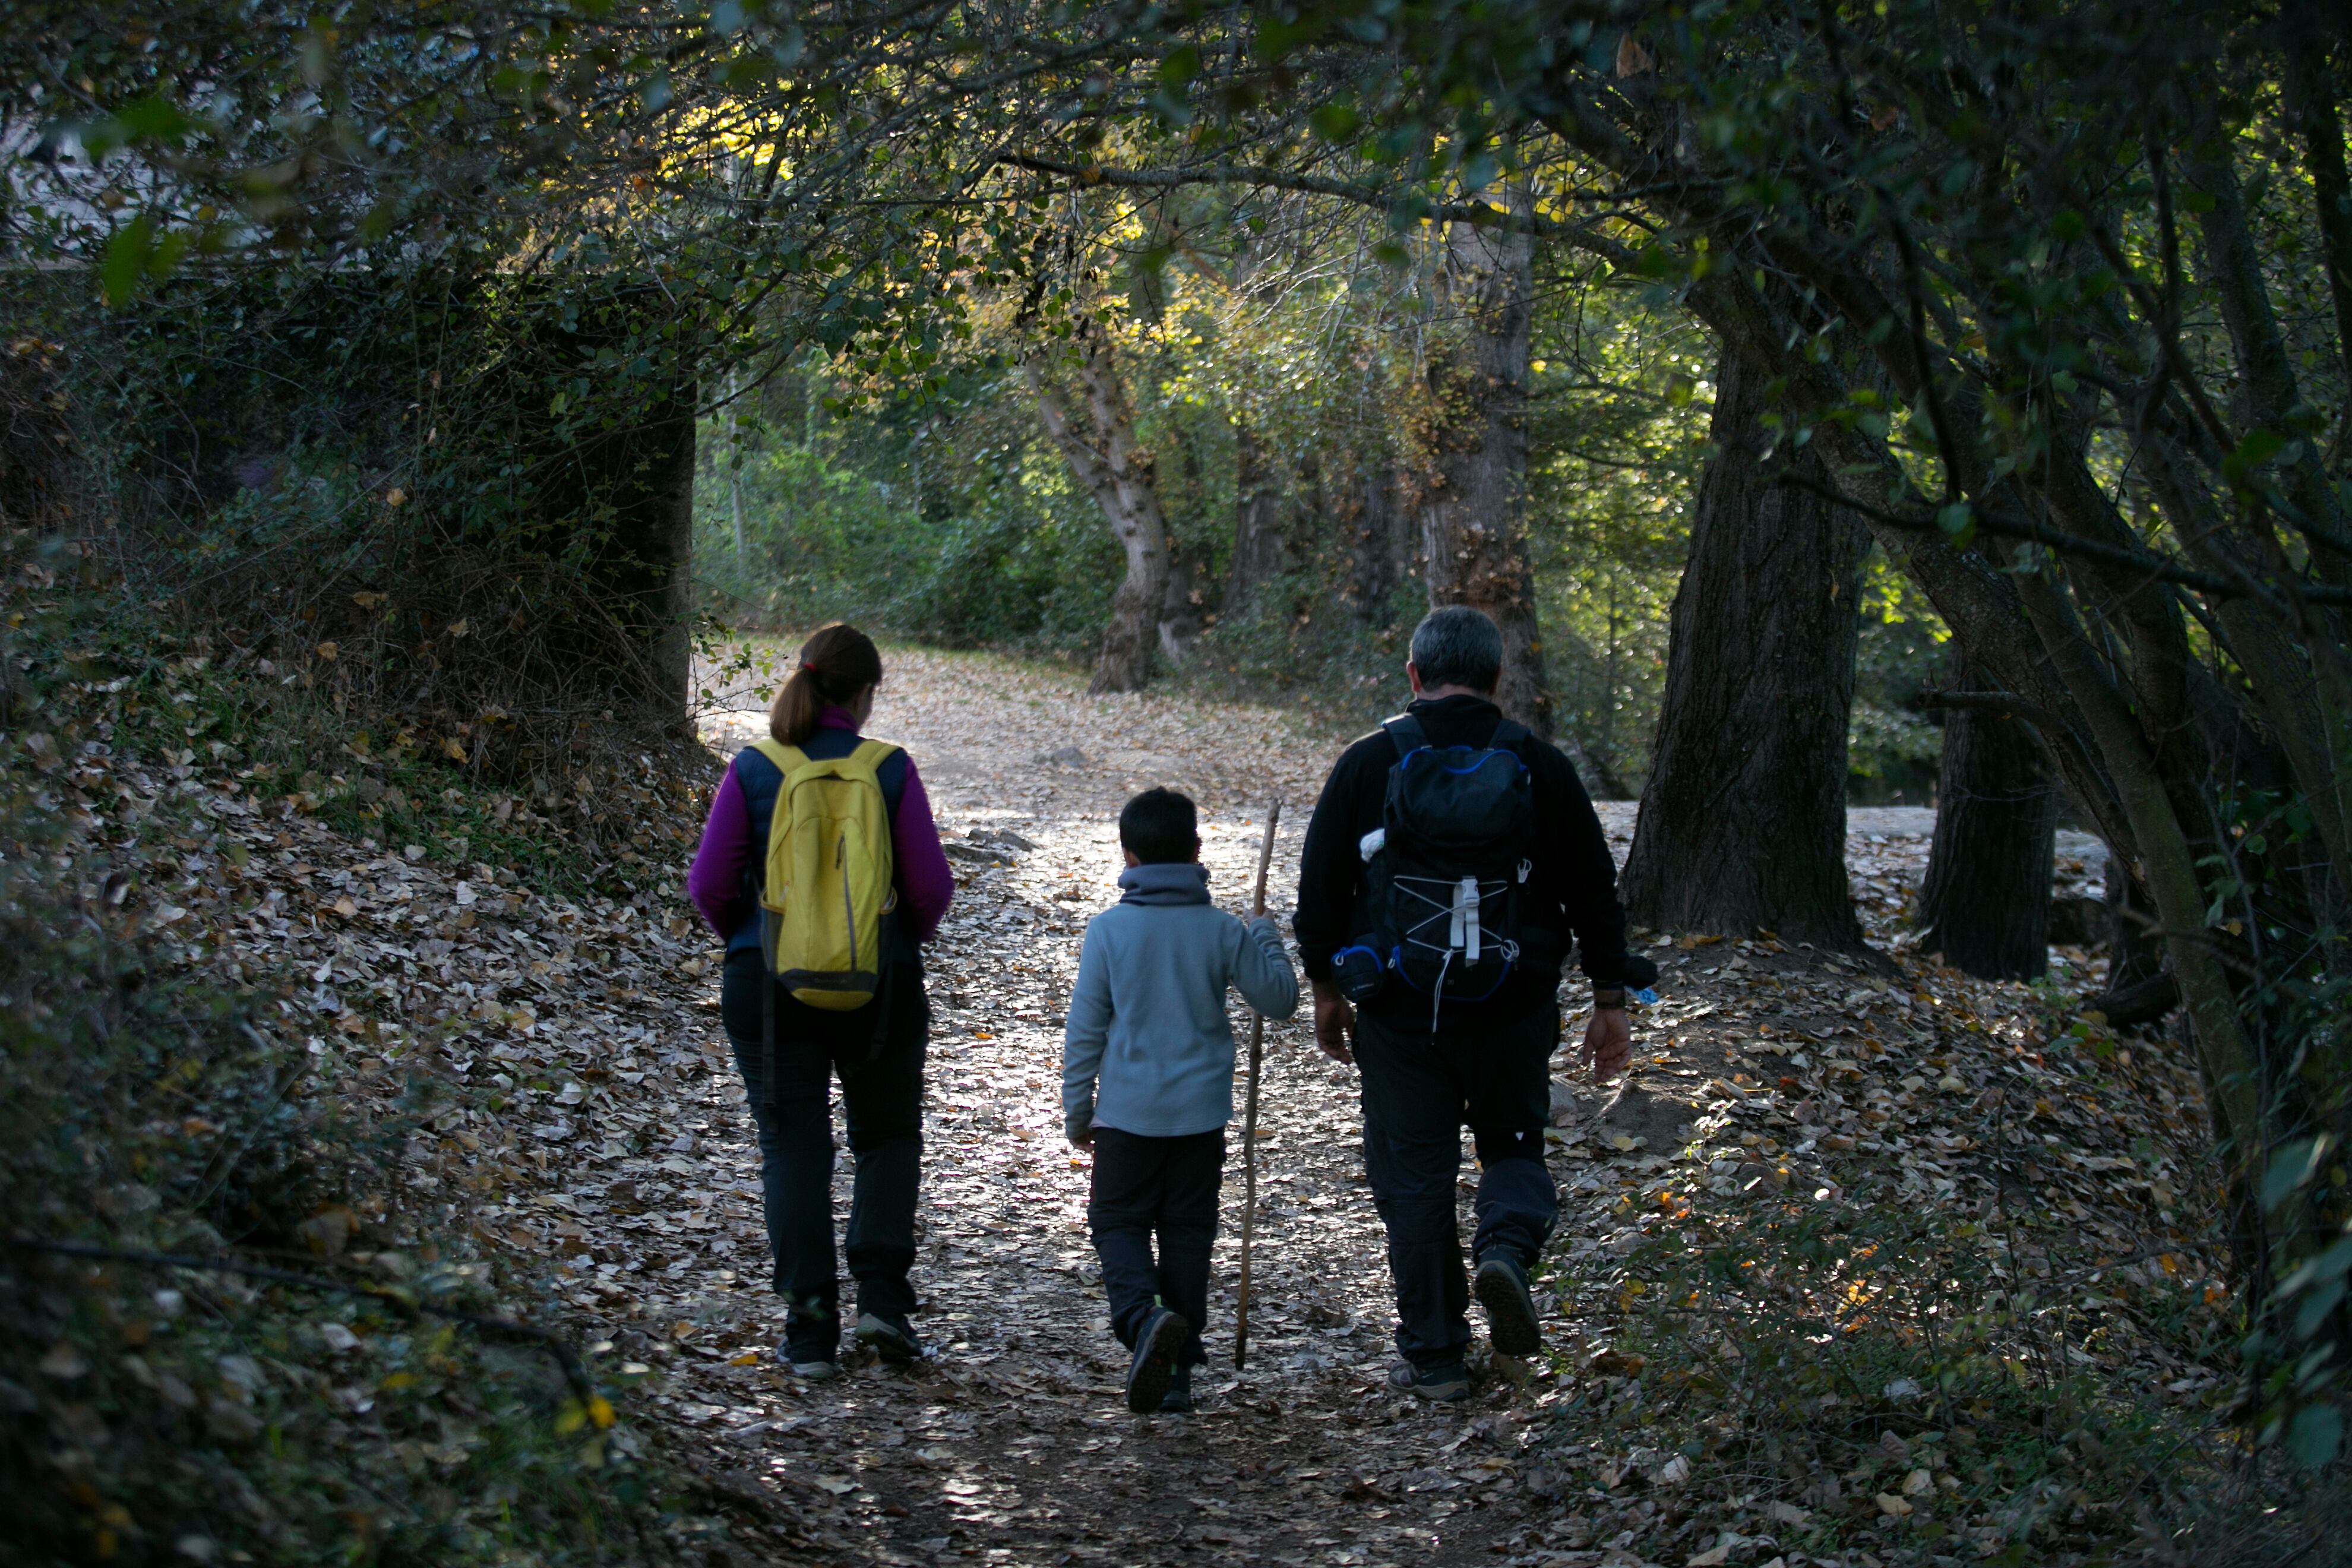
[1408,605,1504,691]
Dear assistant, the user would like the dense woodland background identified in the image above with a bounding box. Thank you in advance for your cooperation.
[3,0,2351,1562]
[690,277,1950,802]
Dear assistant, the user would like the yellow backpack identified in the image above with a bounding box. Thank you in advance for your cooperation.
[750,737,900,1011]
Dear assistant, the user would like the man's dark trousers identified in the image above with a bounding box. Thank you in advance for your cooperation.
[1355,1003,1558,1370]
[1088,1127,1225,1368]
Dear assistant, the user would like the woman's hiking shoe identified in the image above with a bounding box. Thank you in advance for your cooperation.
[1387,1360,1470,1402]
[853,1313,924,1364]
[777,1348,840,1381]
[1124,1308,1186,1414]
[1159,1365,1195,1415]
[1474,1253,1542,1357]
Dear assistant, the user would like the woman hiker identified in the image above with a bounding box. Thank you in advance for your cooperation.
[687,622,956,1377]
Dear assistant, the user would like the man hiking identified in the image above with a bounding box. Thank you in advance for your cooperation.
[1294,605,1640,1402]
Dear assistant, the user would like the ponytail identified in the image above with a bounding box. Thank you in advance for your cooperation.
[769,622,884,746]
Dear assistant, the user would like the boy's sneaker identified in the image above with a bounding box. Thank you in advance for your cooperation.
[1124,1307,1186,1414]
[1474,1252,1542,1357]
[776,1346,840,1381]
[853,1313,924,1364]
[1159,1365,1195,1415]
[1386,1360,1470,1402]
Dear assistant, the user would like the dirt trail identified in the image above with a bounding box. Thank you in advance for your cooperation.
[679,647,1528,1567]
[43,636,2207,1568]
[593,644,2095,1568]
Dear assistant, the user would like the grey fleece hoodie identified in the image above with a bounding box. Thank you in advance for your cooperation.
[1061,861,1300,1140]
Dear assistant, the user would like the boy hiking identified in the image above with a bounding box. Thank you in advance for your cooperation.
[1063,788,1299,1414]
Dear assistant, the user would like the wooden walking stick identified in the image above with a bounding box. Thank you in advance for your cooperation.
[1234,799,1282,1370]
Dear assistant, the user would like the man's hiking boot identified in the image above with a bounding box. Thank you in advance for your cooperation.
[1474,1252,1542,1357]
[1124,1307,1186,1414]
[1159,1364,1195,1415]
[777,1348,840,1381]
[853,1313,924,1364]
[1387,1360,1470,1402]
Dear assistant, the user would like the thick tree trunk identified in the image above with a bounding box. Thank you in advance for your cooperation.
[1620,350,1870,949]
[1417,212,1552,738]
[1027,321,1169,694]
[1916,663,2060,980]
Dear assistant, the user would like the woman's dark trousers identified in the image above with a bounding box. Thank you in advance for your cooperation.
[721,948,927,1362]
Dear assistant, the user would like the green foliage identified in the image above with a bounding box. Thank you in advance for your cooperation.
[1525,283,1715,792]
[9,263,716,805]
[696,362,1121,659]
[1848,555,1950,804]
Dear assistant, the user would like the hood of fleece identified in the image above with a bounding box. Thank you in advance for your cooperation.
[1116,862,1212,906]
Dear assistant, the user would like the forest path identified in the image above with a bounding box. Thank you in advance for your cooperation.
[680,647,1523,1567]
[606,644,2086,1568]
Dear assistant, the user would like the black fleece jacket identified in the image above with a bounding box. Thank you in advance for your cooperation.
[1292,694,1631,1024]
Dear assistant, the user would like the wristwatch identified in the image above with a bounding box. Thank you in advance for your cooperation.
[1593,988,1628,1010]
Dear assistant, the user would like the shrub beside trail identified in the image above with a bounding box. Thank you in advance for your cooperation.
[0,528,728,1566]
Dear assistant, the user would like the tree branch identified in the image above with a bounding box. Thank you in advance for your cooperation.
[1771,470,2352,607]
[1917,690,2062,729]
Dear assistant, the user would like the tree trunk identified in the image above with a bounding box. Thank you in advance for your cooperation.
[1159,543,1206,663]
[1348,458,1406,624]
[1026,320,1169,694]
[1916,662,2060,980]
[1620,349,1869,949]
[2283,18,2352,397]
[1417,211,1551,737]
[1227,421,1288,615]
[724,379,748,567]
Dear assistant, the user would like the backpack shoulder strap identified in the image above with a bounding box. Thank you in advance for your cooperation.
[1487,718,1531,754]
[844,738,900,776]
[749,738,807,776]
[1382,714,1431,760]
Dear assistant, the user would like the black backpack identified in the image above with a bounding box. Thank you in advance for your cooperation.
[1338,714,1536,1023]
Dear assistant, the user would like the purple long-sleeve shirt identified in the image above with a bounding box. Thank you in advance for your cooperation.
[687,707,955,946]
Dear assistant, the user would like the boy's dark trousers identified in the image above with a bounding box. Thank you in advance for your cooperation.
[1354,1002,1558,1371]
[1088,1126,1225,1368]
[721,948,927,1362]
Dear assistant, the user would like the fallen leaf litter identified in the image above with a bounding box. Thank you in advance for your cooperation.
[90,638,2225,1567]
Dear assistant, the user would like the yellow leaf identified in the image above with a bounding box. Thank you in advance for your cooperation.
[441,736,467,762]
[384,487,406,507]
[445,618,469,638]
[588,1395,615,1428]
[1875,1493,1912,1517]
[351,592,385,609]
[728,1351,760,1367]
